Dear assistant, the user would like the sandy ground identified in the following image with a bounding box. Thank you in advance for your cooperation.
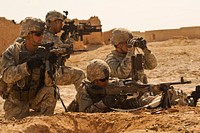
[0,38,200,133]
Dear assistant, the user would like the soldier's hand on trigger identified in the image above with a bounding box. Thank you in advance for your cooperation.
[27,56,43,70]
[102,95,122,108]
[48,53,58,64]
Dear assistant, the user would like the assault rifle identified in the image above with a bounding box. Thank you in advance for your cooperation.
[19,43,70,112]
[105,77,191,109]
[19,43,72,64]
[61,11,102,42]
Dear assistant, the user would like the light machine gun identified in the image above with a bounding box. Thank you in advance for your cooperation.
[61,11,102,42]
[108,38,191,110]
[106,77,191,109]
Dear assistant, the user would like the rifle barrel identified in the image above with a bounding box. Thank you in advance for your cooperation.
[73,49,88,52]
[106,78,192,95]
[160,80,192,85]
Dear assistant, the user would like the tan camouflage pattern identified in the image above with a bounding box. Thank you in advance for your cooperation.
[75,81,110,112]
[42,30,74,48]
[110,28,133,46]
[139,87,188,108]
[4,86,57,119]
[1,40,57,119]
[169,88,188,105]
[75,81,145,112]
[42,29,86,91]
[56,66,86,91]
[42,30,64,48]
[105,49,157,80]
[20,17,45,37]
[87,59,110,82]
[45,10,64,21]
[68,59,111,112]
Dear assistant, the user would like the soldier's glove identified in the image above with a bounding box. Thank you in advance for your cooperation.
[102,95,120,108]
[127,37,147,50]
[94,100,112,112]
[27,56,43,70]
[123,98,142,109]
[48,53,58,64]
[60,32,68,42]
[60,43,74,59]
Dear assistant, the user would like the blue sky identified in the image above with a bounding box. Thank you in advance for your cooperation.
[1,0,200,31]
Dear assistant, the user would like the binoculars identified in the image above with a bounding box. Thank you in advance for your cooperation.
[127,37,147,48]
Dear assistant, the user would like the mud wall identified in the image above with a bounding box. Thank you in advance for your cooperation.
[103,26,200,43]
[73,16,103,47]
[0,17,20,55]
[145,26,200,42]
[0,16,103,54]
[1,16,200,54]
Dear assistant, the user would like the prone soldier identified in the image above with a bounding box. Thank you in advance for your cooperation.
[66,59,149,112]
[67,59,112,112]
[67,59,190,112]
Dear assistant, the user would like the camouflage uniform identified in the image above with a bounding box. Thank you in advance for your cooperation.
[105,49,157,80]
[68,59,111,112]
[74,81,111,112]
[1,17,57,120]
[104,28,157,108]
[105,28,188,109]
[105,28,157,82]
[43,10,85,91]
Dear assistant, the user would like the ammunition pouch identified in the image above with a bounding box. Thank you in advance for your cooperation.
[85,84,106,103]
[12,89,29,102]
[12,85,37,102]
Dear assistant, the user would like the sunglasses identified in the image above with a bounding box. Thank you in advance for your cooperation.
[31,31,44,37]
[99,76,109,82]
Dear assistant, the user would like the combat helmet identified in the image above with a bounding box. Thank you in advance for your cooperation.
[87,59,110,82]
[20,17,45,38]
[45,10,64,21]
[110,28,133,46]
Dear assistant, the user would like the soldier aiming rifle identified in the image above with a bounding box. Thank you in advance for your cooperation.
[61,10,102,42]
[0,17,62,120]
[19,42,70,112]
[42,10,86,93]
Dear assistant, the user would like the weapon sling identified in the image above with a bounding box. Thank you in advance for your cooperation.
[45,59,68,112]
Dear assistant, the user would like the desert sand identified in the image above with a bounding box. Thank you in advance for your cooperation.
[0,38,200,133]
